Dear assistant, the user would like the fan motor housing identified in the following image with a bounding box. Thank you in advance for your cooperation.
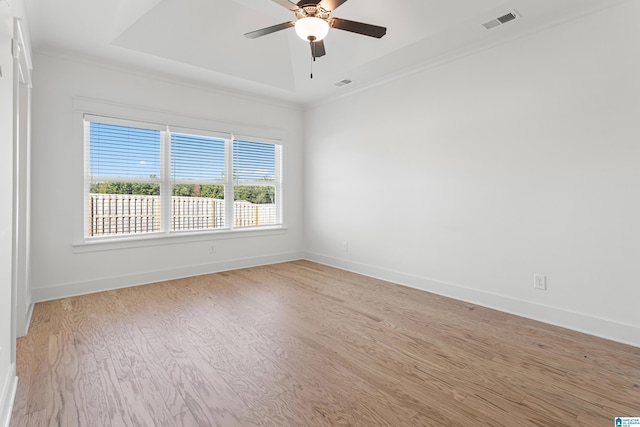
[296,5,330,20]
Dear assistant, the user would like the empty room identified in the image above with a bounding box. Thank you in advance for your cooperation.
[1,0,639,425]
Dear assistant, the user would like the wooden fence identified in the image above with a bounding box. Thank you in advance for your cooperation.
[88,194,276,237]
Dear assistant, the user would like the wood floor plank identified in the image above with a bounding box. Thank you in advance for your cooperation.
[45,331,68,426]
[212,267,478,407]
[11,335,34,424]
[94,291,178,427]
[24,302,56,415]
[11,261,640,426]
[122,313,188,418]
[175,278,369,426]
[182,273,422,418]
[115,286,240,427]
[121,283,262,426]
[181,270,539,426]
[69,296,112,427]
[23,409,47,427]
[173,409,201,427]
[79,294,135,426]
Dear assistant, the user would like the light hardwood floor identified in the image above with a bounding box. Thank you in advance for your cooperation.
[10,260,640,426]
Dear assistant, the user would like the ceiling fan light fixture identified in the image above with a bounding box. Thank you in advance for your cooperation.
[295,17,329,41]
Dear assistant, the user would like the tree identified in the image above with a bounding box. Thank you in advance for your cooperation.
[172,184,194,197]
[90,182,159,195]
[234,186,274,204]
[91,182,274,204]
[201,185,224,199]
[172,184,224,198]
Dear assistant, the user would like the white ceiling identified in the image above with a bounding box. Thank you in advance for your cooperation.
[22,0,625,106]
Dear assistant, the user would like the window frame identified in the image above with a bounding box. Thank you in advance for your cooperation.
[79,106,285,248]
[84,117,165,237]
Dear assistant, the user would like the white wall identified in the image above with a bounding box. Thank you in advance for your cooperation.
[0,3,17,426]
[30,53,305,301]
[304,1,640,347]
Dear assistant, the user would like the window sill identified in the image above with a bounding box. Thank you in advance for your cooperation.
[72,226,287,253]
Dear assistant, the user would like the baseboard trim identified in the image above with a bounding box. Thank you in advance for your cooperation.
[304,252,640,348]
[0,364,17,427]
[29,250,639,348]
[33,251,305,303]
[20,303,34,337]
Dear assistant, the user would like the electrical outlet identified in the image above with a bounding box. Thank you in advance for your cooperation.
[342,242,349,252]
[209,245,216,254]
[534,274,547,290]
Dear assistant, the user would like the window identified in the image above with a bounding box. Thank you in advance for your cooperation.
[85,115,283,239]
[171,132,226,231]
[87,121,163,237]
[233,140,281,228]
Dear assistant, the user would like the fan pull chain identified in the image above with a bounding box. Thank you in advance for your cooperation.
[310,41,315,79]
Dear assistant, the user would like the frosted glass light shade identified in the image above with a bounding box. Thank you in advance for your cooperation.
[295,17,329,41]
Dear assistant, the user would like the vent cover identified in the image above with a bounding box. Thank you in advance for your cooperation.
[335,79,353,87]
[482,11,519,30]
[482,20,501,30]
[497,12,517,24]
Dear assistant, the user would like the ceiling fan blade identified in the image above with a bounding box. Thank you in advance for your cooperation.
[244,21,295,39]
[310,40,326,58]
[329,17,387,38]
[297,0,321,6]
[318,0,348,12]
[271,0,300,11]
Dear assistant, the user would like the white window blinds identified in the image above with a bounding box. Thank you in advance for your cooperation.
[233,140,277,183]
[89,121,162,181]
[85,119,164,237]
[84,114,283,239]
[170,133,227,231]
[171,133,226,183]
[232,139,282,227]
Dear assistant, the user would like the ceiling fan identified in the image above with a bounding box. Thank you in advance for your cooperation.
[244,0,387,64]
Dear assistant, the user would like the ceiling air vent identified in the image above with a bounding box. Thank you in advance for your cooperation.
[335,79,353,87]
[498,12,517,24]
[482,11,519,30]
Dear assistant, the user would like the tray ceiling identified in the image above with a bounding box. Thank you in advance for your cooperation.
[23,0,626,106]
